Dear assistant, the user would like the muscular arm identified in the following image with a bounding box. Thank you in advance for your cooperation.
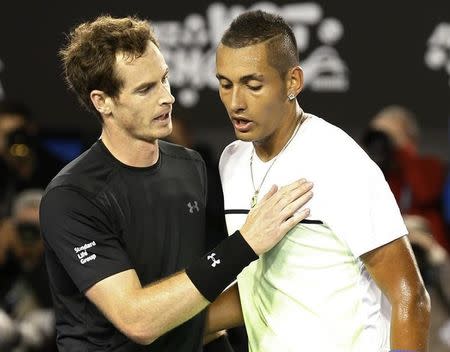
[86,269,208,345]
[85,179,313,345]
[361,236,431,351]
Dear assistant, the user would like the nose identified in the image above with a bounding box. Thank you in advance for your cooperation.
[158,82,175,106]
[230,87,246,113]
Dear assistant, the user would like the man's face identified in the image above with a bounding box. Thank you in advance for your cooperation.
[216,42,289,143]
[108,41,175,142]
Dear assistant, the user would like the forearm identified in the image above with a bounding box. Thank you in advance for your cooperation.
[204,283,244,335]
[88,180,313,345]
[90,232,256,344]
[87,269,209,345]
[125,271,209,344]
[390,288,431,351]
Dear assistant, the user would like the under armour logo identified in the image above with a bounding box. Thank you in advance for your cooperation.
[187,201,199,213]
[207,253,221,267]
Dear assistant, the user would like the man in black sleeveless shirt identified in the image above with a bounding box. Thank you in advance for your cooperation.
[40,15,313,351]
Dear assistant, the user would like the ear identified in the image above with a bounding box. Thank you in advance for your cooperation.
[286,66,304,99]
[90,90,113,117]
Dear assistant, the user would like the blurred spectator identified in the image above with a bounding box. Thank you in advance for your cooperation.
[0,99,64,218]
[367,105,449,252]
[403,214,450,351]
[0,189,56,352]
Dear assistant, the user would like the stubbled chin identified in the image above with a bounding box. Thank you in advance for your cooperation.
[158,125,173,139]
[234,130,255,142]
[135,125,172,142]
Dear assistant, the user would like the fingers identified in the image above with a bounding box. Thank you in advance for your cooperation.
[276,179,313,235]
[259,179,313,215]
[259,184,278,203]
[279,189,313,221]
[240,178,314,255]
[280,178,308,195]
[276,180,313,210]
[258,179,310,208]
[279,208,311,234]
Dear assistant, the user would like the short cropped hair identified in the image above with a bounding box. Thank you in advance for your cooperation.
[221,10,299,77]
[59,15,158,117]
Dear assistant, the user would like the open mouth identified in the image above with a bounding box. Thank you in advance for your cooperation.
[155,112,170,121]
[232,118,253,132]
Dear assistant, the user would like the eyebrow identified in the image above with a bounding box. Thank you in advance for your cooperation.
[216,73,264,84]
[133,67,169,92]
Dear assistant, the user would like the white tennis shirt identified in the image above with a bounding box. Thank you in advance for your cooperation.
[219,114,408,351]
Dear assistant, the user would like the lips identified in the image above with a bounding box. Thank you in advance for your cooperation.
[232,117,253,132]
[154,111,171,122]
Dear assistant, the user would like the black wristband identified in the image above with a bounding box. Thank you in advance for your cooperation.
[186,230,258,302]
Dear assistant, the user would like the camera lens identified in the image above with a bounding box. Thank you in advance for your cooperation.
[16,222,41,245]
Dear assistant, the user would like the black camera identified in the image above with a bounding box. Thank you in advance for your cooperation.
[16,222,41,245]
[361,128,395,176]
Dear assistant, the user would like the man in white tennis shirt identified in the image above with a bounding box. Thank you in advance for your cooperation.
[206,10,431,352]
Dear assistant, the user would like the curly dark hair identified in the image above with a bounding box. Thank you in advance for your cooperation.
[59,15,158,118]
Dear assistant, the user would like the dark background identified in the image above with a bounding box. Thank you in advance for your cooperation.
[0,0,448,161]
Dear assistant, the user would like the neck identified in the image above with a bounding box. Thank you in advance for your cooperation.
[253,103,304,162]
[100,125,159,168]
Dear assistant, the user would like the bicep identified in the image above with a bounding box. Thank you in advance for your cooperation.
[361,236,425,303]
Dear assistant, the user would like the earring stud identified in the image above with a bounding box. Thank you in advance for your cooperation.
[288,93,295,101]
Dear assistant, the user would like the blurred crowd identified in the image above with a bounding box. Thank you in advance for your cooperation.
[0,98,448,351]
[362,105,450,351]
[0,99,62,351]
